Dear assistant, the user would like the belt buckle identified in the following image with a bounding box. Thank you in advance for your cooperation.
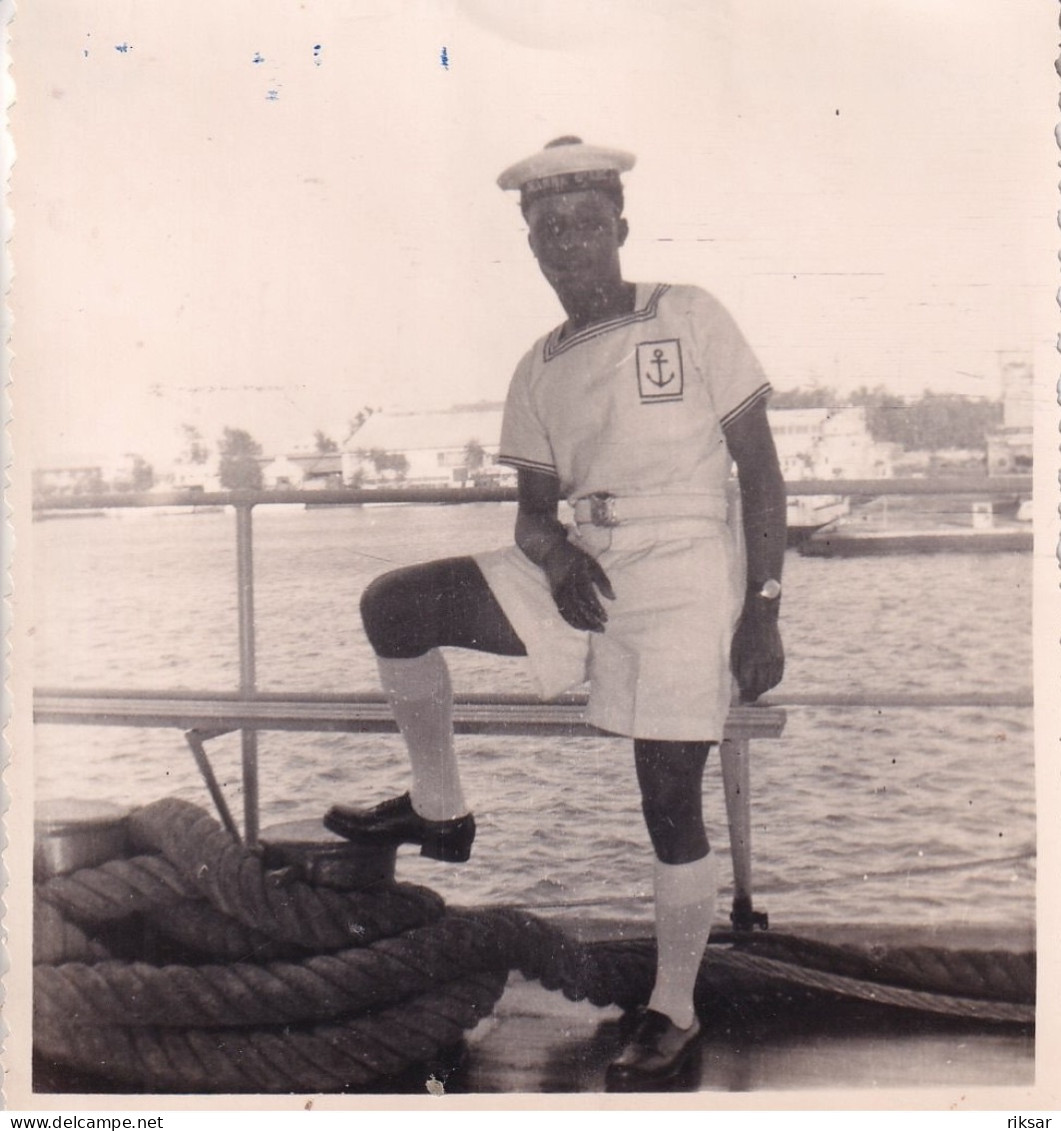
[588,492,619,528]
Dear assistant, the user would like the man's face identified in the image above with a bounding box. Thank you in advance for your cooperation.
[525,190,628,293]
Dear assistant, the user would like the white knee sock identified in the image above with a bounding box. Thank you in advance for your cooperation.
[647,852,719,1029]
[376,651,468,821]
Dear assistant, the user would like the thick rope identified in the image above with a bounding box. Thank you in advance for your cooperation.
[37,855,197,923]
[127,798,446,950]
[698,949,1034,1026]
[34,903,113,966]
[143,900,310,963]
[731,931,1034,1005]
[36,799,446,953]
[34,971,509,1093]
[34,799,1036,1092]
[36,912,525,1027]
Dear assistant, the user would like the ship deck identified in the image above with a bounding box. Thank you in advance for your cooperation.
[456,973,1033,1096]
[416,920,1037,1097]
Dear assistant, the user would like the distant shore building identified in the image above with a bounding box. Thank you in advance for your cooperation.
[768,406,894,482]
[342,404,516,489]
[34,453,162,496]
[32,465,106,498]
[164,461,222,493]
[986,359,1033,475]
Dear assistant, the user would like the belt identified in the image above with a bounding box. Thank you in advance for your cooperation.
[572,492,728,528]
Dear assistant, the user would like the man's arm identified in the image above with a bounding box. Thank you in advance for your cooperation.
[723,399,786,701]
[514,467,615,632]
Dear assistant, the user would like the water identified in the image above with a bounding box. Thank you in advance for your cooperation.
[33,503,1035,930]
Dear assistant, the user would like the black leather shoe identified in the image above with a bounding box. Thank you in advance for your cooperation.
[605,1008,702,1092]
[323,792,476,862]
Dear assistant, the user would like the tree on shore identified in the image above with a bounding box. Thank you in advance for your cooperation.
[463,439,486,471]
[115,453,155,492]
[343,406,377,446]
[218,427,264,489]
[769,386,838,409]
[770,385,1003,451]
[314,430,339,454]
[359,447,409,481]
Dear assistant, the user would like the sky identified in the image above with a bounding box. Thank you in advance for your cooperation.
[12,0,1058,467]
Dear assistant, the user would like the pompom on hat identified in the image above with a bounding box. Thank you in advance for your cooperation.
[498,136,636,212]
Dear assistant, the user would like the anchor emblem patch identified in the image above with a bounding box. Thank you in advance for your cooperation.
[636,339,684,403]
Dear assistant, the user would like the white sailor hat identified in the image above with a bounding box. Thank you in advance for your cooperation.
[497,136,636,211]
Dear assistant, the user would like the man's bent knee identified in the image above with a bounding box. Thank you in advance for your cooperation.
[360,568,432,658]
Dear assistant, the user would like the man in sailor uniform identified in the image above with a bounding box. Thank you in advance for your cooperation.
[326,137,786,1090]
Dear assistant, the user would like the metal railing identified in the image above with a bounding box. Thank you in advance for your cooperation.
[32,476,1034,925]
[31,474,1033,511]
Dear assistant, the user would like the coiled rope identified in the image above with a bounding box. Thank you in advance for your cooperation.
[34,798,1034,1093]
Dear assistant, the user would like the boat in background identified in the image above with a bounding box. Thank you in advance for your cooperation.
[801,494,1033,557]
[786,494,850,547]
[769,406,894,547]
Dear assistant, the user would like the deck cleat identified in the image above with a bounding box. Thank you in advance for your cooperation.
[324,792,476,863]
[260,818,398,889]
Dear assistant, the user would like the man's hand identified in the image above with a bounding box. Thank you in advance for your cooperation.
[723,398,786,703]
[543,541,616,632]
[513,467,615,632]
[731,603,784,703]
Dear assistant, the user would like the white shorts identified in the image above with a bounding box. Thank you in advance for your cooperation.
[473,517,743,742]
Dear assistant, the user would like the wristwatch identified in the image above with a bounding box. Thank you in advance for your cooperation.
[753,579,782,600]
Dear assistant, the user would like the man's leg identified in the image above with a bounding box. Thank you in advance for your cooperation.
[606,739,715,1087]
[358,556,526,822]
[633,738,717,1029]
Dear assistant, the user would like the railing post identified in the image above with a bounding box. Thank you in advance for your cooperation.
[235,502,260,848]
[719,736,767,930]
